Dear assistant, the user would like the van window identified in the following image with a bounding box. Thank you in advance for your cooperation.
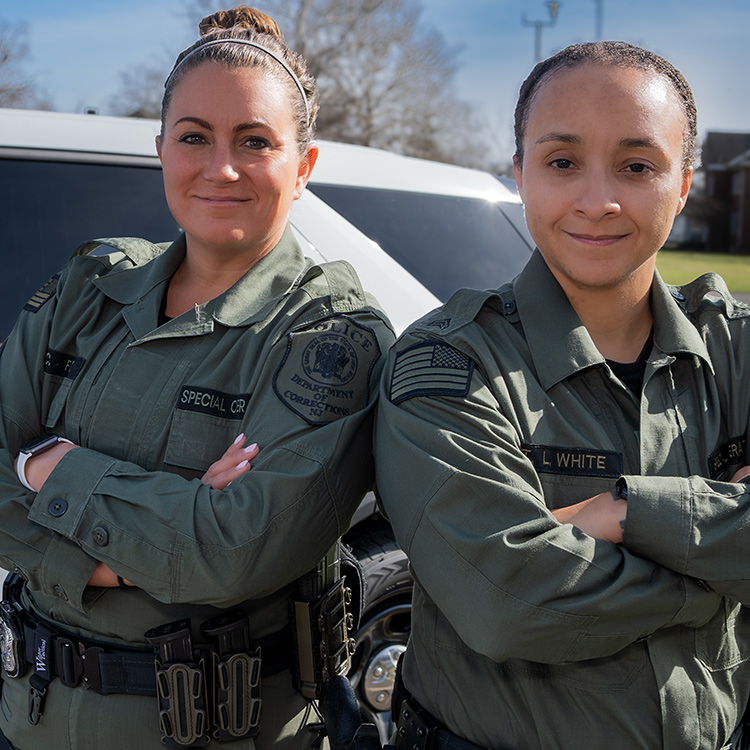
[308,184,532,301]
[0,158,178,338]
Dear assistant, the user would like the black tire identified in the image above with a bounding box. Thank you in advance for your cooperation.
[344,519,412,742]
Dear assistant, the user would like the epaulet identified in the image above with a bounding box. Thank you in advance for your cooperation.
[411,287,502,335]
[669,272,750,320]
[71,237,171,269]
[300,259,368,313]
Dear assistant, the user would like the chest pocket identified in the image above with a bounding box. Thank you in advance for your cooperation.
[164,386,251,475]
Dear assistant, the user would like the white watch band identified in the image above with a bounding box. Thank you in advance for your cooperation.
[16,437,73,491]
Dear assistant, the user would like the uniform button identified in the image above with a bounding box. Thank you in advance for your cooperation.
[670,289,686,301]
[48,499,68,517]
[503,300,517,315]
[53,585,68,601]
[92,526,109,547]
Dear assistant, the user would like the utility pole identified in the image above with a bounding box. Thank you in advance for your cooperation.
[593,0,603,40]
[522,2,561,63]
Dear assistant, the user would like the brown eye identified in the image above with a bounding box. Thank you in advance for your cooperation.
[244,137,270,150]
[551,158,573,169]
[178,133,206,145]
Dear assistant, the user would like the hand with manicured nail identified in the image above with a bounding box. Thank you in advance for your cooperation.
[200,433,259,490]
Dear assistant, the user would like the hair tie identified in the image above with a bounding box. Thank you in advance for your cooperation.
[165,39,310,126]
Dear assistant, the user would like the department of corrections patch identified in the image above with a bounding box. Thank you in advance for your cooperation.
[273,316,381,425]
[390,341,474,404]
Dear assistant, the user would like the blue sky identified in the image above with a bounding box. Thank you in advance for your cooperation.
[3,0,749,162]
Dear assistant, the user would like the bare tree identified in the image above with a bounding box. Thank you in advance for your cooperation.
[109,0,492,166]
[0,20,48,109]
[180,0,492,167]
[109,60,171,119]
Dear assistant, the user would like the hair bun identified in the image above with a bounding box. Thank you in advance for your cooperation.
[199,6,282,40]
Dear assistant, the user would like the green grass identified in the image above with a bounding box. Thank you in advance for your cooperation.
[656,250,750,293]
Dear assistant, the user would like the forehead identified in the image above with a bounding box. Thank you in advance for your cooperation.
[167,62,293,125]
[526,63,686,146]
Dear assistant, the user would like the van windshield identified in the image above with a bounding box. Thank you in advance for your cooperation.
[308,184,533,301]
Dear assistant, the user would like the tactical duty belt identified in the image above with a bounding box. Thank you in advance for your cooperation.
[0,573,289,745]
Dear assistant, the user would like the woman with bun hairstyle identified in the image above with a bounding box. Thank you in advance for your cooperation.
[0,6,393,749]
[376,42,750,749]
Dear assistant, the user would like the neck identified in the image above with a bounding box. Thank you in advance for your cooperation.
[564,277,654,363]
[165,241,272,318]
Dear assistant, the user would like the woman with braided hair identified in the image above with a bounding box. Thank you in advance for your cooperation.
[377,41,750,749]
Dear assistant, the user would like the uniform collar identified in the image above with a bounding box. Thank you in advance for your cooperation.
[650,269,713,373]
[94,225,309,331]
[513,250,712,391]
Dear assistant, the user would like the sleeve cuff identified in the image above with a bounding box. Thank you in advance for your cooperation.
[621,474,693,574]
[28,447,116,539]
[35,533,100,614]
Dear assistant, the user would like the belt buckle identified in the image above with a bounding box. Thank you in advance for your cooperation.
[55,637,84,688]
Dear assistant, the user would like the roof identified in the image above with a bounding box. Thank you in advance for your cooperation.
[728,147,750,169]
[702,131,750,170]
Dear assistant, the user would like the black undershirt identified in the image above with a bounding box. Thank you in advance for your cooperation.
[605,328,654,394]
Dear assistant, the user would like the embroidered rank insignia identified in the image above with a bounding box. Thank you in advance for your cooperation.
[274,316,381,425]
[24,275,60,313]
[389,341,474,405]
[522,444,623,478]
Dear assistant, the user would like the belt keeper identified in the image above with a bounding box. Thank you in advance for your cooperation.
[79,645,104,693]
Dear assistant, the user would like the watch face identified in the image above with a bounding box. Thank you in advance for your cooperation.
[19,434,59,456]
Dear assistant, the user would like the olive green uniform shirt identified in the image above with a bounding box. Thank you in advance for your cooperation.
[376,251,750,750]
[0,228,394,749]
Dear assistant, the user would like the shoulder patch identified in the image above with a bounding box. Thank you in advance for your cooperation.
[389,341,474,405]
[24,274,60,313]
[273,315,381,425]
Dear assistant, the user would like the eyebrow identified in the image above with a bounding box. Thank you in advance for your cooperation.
[172,116,270,133]
[535,133,581,146]
[535,132,662,151]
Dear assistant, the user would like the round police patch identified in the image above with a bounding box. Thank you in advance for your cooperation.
[274,316,381,425]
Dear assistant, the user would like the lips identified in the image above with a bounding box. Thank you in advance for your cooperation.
[566,231,628,246]
[197,195,250,204]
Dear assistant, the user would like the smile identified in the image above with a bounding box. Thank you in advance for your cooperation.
[565,232,627,246]
[196,196,250,205]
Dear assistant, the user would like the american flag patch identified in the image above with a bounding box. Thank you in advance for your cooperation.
[390,341,474,405]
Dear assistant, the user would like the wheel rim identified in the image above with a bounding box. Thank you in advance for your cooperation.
[349,597,411,741]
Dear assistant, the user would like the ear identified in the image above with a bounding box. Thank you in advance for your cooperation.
[155,135,163,164]
[293,142,319,200]
[513,155,524,200]
[675,167,693,216]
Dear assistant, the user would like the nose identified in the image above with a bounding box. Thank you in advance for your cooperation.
[204,144,240,183]
[572,169,621,221]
